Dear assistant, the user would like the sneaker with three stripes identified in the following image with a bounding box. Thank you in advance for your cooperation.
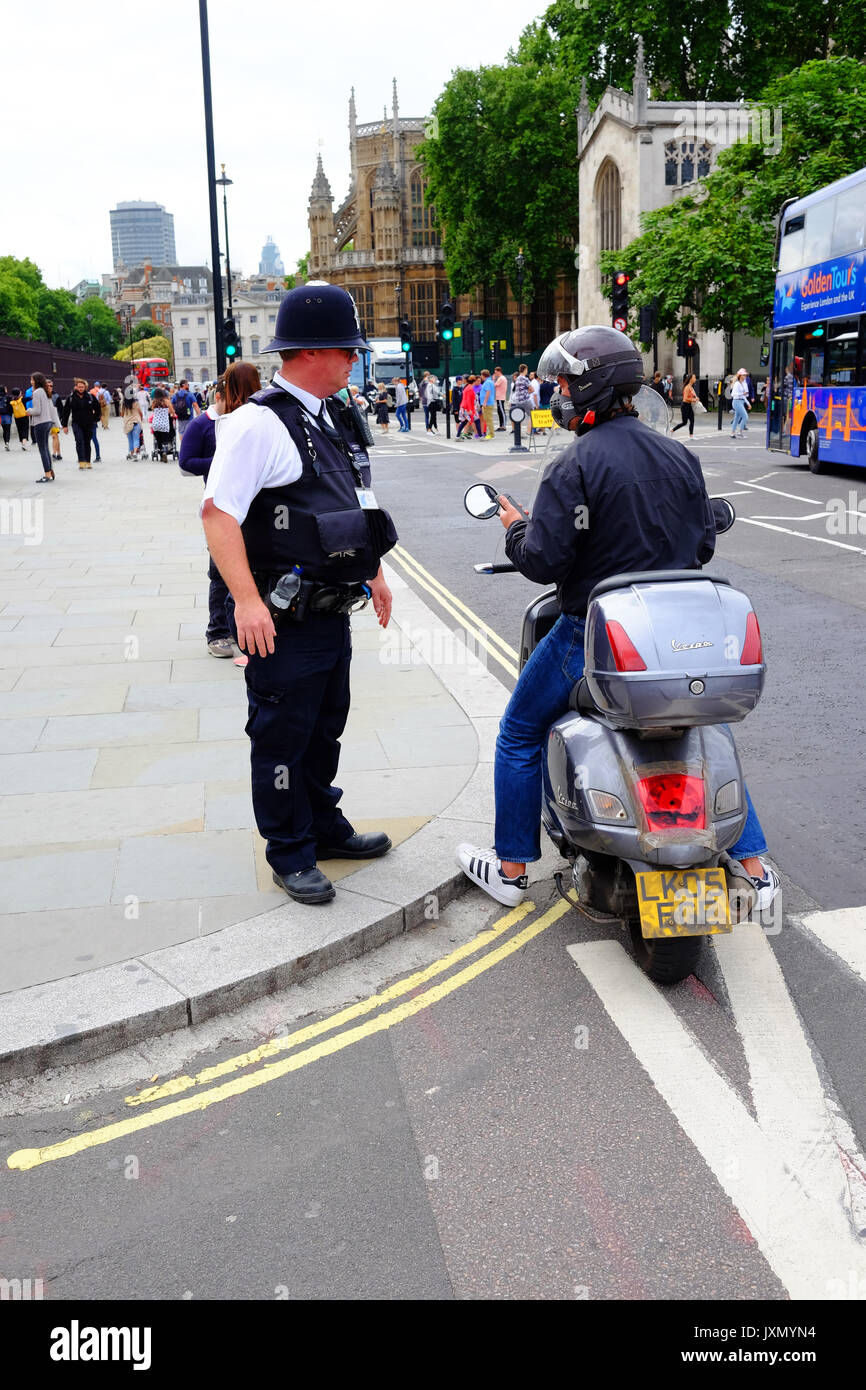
[455,843,529,907]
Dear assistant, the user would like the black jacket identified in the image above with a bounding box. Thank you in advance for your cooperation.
[504,414,716,617]
[61,391,101,428]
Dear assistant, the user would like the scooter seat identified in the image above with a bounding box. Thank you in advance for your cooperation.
[569,677,598,717]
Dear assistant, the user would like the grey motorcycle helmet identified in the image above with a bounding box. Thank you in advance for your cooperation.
[539,326,645,430]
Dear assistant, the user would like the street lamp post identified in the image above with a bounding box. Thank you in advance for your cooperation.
[86,313,93,352]
[515,250,525,358]
[215,164,234,318]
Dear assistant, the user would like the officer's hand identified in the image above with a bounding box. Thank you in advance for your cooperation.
[234,598,276,657]
[367,574,392,629]
[498,496,528,529]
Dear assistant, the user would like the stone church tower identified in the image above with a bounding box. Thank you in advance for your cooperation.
[307,82,577,356]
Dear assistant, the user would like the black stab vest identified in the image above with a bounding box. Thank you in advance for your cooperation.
[240,388,397,584]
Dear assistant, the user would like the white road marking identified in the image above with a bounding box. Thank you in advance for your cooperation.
[714,923,865,1232]
[735,480,823,505]
[736,517,866,554]
[751,512,833,522]
[568,939,866,1298]
[798,907,866,986]
[750,471,784,483]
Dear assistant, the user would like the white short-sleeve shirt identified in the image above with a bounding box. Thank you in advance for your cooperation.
[201,375,331,523]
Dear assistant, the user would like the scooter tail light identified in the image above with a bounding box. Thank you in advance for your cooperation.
[635,773,706,831]
[605,620,647,672]
[740,611,762,665]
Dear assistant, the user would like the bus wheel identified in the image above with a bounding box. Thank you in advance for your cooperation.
[805,425,822,474]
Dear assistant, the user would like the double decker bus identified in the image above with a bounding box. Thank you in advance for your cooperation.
[768,167,866,472]
[132,357,170,389]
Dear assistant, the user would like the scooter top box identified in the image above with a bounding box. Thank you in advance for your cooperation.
[584,571,765,729]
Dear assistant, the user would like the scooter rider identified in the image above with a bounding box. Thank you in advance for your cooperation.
[456,325,780,911]
[202,284,398,905]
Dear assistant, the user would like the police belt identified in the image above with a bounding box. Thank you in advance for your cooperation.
[255,571,370,618]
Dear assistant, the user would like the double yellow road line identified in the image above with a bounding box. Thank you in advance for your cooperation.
[7,895,574,1172]
[388,543,520,680]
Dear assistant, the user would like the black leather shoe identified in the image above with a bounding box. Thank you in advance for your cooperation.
[272,867,335,904]
[317,831,392,860]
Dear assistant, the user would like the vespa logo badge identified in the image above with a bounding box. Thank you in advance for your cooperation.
[672,638,714,651]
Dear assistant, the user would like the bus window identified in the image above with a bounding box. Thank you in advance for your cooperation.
[826,318,860,385]
[831,187,866,259]
[796,324,826,385]
[778,214,804,273]
[803,199,836,269]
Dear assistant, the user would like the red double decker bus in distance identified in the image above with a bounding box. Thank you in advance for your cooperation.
[133,357,169,388]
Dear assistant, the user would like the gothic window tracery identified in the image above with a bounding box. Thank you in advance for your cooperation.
[410,173,440,247]
[664,139,713,186]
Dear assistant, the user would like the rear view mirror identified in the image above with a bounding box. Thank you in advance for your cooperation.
[711,497,736,533]
[464,483,500,520]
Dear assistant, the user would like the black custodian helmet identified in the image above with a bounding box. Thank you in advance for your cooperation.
[538,325,644,428]
[264,282,371,352]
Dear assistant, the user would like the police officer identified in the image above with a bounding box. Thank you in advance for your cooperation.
[456,325,781,913]
[202,284,398,905]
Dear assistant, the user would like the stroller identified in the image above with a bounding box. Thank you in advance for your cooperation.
[148,408,179,463]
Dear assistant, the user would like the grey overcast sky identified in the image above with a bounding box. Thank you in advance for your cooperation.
[3,0,549,290]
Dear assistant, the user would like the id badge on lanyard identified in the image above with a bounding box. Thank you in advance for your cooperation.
[355,487,379,510]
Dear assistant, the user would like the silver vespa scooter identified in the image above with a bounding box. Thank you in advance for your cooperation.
[464,398,764,984]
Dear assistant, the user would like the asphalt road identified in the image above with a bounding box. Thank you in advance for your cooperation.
[2,415,865,1313]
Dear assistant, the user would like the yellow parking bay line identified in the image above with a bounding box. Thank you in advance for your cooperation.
[388,546,519,680]
[7,898,573,1172]
[391,544,519,661]
[125,901,536,1108]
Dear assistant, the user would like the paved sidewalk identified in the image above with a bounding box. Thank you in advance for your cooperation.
[0,418,502,1077]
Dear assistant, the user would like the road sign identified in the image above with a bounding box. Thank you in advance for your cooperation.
[613,315,628,333]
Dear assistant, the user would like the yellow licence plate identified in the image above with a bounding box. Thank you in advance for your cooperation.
[636,868,732,939]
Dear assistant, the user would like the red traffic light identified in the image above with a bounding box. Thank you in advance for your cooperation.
[614,272,630,286]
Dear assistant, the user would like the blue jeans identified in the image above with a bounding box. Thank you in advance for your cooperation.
[396,404,409,430]
[127,423,141,451]
[731,399,749,433]
[494,613,767,864]
[90,422,101,458]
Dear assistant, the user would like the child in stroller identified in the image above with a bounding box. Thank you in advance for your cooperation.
[149,389,178,462]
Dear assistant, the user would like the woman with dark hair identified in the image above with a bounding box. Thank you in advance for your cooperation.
[150,388,176,461]
[221,361,262,416]
[672,373,698,437]
[27,372,55,481]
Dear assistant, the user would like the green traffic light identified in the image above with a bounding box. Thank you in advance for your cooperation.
[442,328,453,341]
[402,342,411,353]
[226,344,237,357]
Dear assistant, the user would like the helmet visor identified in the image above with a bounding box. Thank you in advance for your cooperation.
[537,332,601,383]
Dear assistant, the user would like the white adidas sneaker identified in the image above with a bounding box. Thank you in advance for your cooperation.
[456,843,529,907]
[749,858,782,912]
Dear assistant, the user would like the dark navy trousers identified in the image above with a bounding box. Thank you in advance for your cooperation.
[227,599,355,874]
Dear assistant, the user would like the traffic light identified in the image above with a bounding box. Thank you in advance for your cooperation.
[638,304,655,343]
[463,313,482,351]
[439,301,454,341]
[223,318,240,360]
[611,271,630,331]
[676,328,696,357]
[399,318,412,354]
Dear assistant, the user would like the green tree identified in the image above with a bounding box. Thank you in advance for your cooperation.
[114,333,173,371]
[514,0,866,103]
[295,253,310,281]
[600,58,866,346]
[420,63,580,303]
[77,296,121,355]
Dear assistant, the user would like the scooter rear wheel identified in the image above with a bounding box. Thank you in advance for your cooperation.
[629,922,703,985]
